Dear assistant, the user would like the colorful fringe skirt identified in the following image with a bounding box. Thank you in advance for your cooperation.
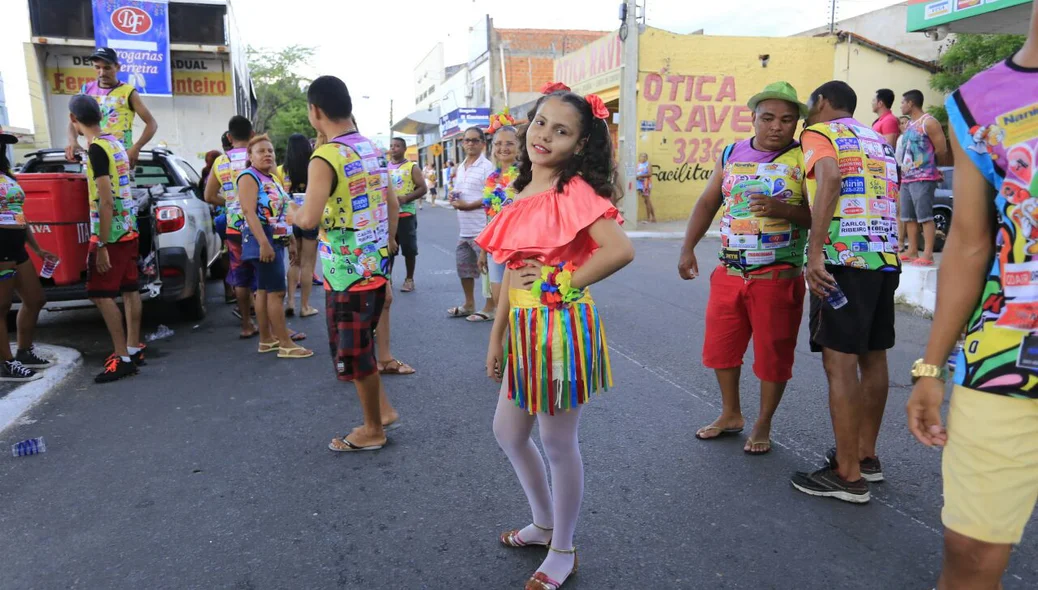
[505,288,613,415]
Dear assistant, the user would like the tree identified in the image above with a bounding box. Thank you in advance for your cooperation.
[248,45,315,157]
[928,33,1025,124]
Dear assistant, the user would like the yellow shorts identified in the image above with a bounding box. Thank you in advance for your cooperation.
[942,385,1038,544]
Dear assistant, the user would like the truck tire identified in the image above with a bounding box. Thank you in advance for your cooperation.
[178,250,207,321]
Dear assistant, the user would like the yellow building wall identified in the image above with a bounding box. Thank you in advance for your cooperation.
[636,29,836,222]
[832,40,945,125]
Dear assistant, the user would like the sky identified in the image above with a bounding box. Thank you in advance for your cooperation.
[0,0,905,136]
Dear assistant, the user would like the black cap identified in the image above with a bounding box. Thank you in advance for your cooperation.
[69,95,103,125]
[89,47,119,65]
[0,126,18,145]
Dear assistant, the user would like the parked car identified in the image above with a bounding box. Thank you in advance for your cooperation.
[932,166,953,253]
[14,148,221,320]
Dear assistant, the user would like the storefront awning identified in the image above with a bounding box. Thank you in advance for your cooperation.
[392,107,441,135]
[906,0,1031,34]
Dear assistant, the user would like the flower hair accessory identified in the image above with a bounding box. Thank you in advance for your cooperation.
[540,81,571,95]
[487,109,516,134]
[530,262,584,308]
[585,94,610,120]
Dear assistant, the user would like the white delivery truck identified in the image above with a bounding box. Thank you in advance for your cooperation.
[22,0,254,173]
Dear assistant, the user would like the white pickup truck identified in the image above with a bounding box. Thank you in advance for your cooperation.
[16,148,222,320]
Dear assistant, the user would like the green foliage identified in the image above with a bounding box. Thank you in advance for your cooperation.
[926,34,1024,131]
[248,45,315,158]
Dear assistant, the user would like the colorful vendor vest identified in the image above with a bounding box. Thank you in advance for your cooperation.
[0,174,27,229]
[214,147,249,234]
[86,135,137,244]
[717,139,807,272]
[946,57,1038,399]
[312,131,391,291]
[804,117,901,272]
[388,159,418,216]
[237,167,292,246]
[900,114,943,183]
[81,81,136,148]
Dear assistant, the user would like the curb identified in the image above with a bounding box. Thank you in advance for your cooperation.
[0,344,82,435]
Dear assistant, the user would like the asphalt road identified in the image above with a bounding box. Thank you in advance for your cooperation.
[1,205,1035,590]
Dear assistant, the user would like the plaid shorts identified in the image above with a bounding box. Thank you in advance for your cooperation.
[326,286,387,382]
[456,238,481,279]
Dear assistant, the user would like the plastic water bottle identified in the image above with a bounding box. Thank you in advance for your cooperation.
[11,437,46,457]
[826,284,848,310]
[39,256,60,279]
[146,324,174,342]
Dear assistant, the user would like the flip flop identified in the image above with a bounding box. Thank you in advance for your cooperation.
[695,425,744,440]
[913,258,935,267]
[744,438,772,455]
[239,329,258,340]
[258,341,279,354]
[278,345,314,359]
[899,254,917,262]
[383,420,402,432]
[401,278,415,293]
[466,311,495,322]
[300,307,320,318]
[289,330,307,342]
[328,437,385,452]
[448,306,474,318]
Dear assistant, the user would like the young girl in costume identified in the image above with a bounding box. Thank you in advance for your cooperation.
[478,111,520,310]
[476,83,635,590]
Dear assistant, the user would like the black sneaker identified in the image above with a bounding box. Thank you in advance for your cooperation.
[95,356,139,384]
[0,360,42,382]
[130,344,147,366]
[15,345,53,369]
[825,447,884,483]
[791,466,870,504]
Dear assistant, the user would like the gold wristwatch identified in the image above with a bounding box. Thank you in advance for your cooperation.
[911,359,947,384]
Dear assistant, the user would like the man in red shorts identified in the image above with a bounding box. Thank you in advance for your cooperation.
[678,81,812,455]
[69,95,142,383]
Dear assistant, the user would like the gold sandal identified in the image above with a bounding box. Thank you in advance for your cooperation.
[500,523,552,548]
[524,547,578,590]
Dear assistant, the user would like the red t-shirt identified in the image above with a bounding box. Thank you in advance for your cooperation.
[872,111,900,145]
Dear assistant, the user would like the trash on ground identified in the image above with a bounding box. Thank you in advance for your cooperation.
[146,325,175,342]
[11,437,46,457]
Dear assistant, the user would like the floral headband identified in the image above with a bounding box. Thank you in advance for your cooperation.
[539,81,610,121]
[487,109,517,134]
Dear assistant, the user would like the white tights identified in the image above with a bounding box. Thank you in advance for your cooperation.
[493,379,584,582]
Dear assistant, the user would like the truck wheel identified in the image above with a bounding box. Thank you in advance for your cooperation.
[178,251,207,321]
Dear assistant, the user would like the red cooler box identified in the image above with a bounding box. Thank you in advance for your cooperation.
[16,173,91,286]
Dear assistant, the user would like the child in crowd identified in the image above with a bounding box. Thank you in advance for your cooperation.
[476,83,635,590]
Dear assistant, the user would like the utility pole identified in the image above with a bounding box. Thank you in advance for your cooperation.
[618,0,639,230]
[828,0,838,34]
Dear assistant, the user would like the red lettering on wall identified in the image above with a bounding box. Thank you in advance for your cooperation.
[656,105,682,132]
[666,75,684,101]
[644,73,662,101]
[684,106,706,132]
[708,106,731,132]
[694,76,715,101]
[716,76,737,102]
[731,106,753,132]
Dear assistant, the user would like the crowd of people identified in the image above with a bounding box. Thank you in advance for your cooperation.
[0,5,1034,587]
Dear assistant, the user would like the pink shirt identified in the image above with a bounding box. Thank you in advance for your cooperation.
[872,111,900,145]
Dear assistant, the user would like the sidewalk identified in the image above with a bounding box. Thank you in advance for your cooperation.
[0,344,82,435]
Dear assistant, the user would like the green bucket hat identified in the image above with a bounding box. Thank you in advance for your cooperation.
[747,81,809,120]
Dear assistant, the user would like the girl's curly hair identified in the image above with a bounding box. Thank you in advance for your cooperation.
[513,91,621,201]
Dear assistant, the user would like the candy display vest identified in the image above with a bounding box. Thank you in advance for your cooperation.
[312,132,391,291]
[388,160,418,216]
[86,135,138,244]
[82,82,136,148]
[946,58,1038,399]
[214,147,249,234]
[718,140,807,272]
[237,168,291,247]
[804,118,901,272]
[0,174,27,228]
